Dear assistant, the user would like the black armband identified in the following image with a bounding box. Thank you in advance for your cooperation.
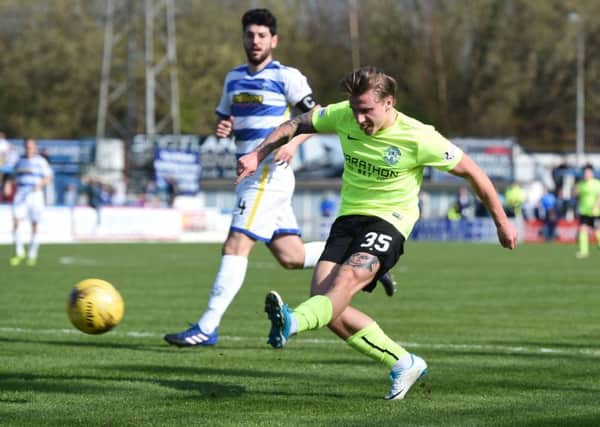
[295,94,317,113]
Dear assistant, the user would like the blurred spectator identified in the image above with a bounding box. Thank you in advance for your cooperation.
[0,131,9,166]
[0,131,10,202]
[447,186,473,221]
[319,192,337,239]
[83,176,109,226]
[142,181,161,207]
[165,176,179,208]
[552,161,569,193]
[0,131,18,202]
[474,196,492,218]
[504,181,526,218]
[537,188,558,241]
[63,183,79,208]
[111,173,128,206]
[418,191,431,219]
[522,180,544,221]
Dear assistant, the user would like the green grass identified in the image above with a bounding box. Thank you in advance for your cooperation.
[1,241,599,426]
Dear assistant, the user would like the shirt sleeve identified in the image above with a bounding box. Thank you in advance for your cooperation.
[312,101,348,134]
[283,67,312,106]
[417,126,463,171]
[215,75,231,117]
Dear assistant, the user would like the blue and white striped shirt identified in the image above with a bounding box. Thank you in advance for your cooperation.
[216,60,312,155]
[12,155,53,192]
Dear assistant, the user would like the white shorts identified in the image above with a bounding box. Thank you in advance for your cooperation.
[230,160,300,242]
[12,188,45,223]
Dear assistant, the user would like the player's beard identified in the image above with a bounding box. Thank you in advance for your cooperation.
[245,46,271,66]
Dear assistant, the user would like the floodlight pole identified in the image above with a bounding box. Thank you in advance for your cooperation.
[348,0,360,70]
[575,23,585,167]
[569,12,585,167]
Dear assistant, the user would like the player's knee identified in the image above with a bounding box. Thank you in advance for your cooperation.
[221,233,255,256]
[275,253,303,270]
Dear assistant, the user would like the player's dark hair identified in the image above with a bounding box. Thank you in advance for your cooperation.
[341,66,397,103]
[242,8,277,36]
[582,163,594,173]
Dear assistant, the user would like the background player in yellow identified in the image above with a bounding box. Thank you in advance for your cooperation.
[237,66,518,400]
[574,164,600,258]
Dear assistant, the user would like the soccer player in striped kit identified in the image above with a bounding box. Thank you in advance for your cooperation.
[5,138,53,266]
[164,9,395,347]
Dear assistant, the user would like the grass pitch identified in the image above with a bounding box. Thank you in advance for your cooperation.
[1,241,599,426]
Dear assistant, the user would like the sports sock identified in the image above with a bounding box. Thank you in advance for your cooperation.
[303,241,326,268]
[28,233,40,259]
[292,295,333,333]
[595,230,600,247]
[13,226,24,257]
[578,230,589,256]
[198,255,248,333]
[346,322,409,369]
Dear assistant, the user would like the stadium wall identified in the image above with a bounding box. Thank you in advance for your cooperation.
[0,204,581,245]
[0,205,230,244]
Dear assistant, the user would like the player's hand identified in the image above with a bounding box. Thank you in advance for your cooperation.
[273,142,298,166]
[215,116,233,138]
[497,220,518,249]
[236,152,259,184]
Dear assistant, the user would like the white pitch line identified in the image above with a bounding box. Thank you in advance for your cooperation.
[58,256,99,266]
[1,326,599,358]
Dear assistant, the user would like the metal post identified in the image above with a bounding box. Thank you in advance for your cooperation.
[575,24,585,167]
[166,0,180,134]
[348,0,360,70]
[145,0,156,135]
[96,0,114,139]
[569,12,585,167]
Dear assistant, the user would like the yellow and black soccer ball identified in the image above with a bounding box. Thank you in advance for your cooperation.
[67,278,124,334]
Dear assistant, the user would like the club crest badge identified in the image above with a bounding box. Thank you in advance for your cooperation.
[384,146,401,165]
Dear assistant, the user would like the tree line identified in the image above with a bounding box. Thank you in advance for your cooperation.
[0,0,598,153]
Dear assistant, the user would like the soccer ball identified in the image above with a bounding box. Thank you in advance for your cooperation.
[67,278,125,334]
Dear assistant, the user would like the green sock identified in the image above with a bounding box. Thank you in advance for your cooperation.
[595,230,600,247]
[294,295,333,333]
[346,322,409,369]
[578,231,589,255]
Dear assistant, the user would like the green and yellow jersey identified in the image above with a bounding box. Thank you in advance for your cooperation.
[312,100,463,238]
[576,178,600,216]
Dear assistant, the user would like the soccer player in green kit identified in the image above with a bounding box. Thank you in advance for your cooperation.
[236,66,518,400]
[575,164,600,258]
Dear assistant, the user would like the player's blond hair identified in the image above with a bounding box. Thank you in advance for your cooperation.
[341,66,397,104]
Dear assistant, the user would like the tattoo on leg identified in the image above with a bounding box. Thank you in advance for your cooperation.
[344,253,379,272]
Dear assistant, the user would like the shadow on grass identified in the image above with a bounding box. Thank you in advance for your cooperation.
[0,335,269,353]
[0,371,245,398]
[0,336,157,352]
[0,363,354,400]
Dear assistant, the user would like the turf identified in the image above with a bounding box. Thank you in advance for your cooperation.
[1,241,599,426]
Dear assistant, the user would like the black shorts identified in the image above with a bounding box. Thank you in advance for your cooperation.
[320,215,405,292]
[579,215,599,228]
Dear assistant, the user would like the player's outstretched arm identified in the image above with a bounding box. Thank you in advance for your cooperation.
[450,154,518,249]
[236,111,316,183]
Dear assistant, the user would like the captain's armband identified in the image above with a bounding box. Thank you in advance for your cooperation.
[295,94,317,113]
